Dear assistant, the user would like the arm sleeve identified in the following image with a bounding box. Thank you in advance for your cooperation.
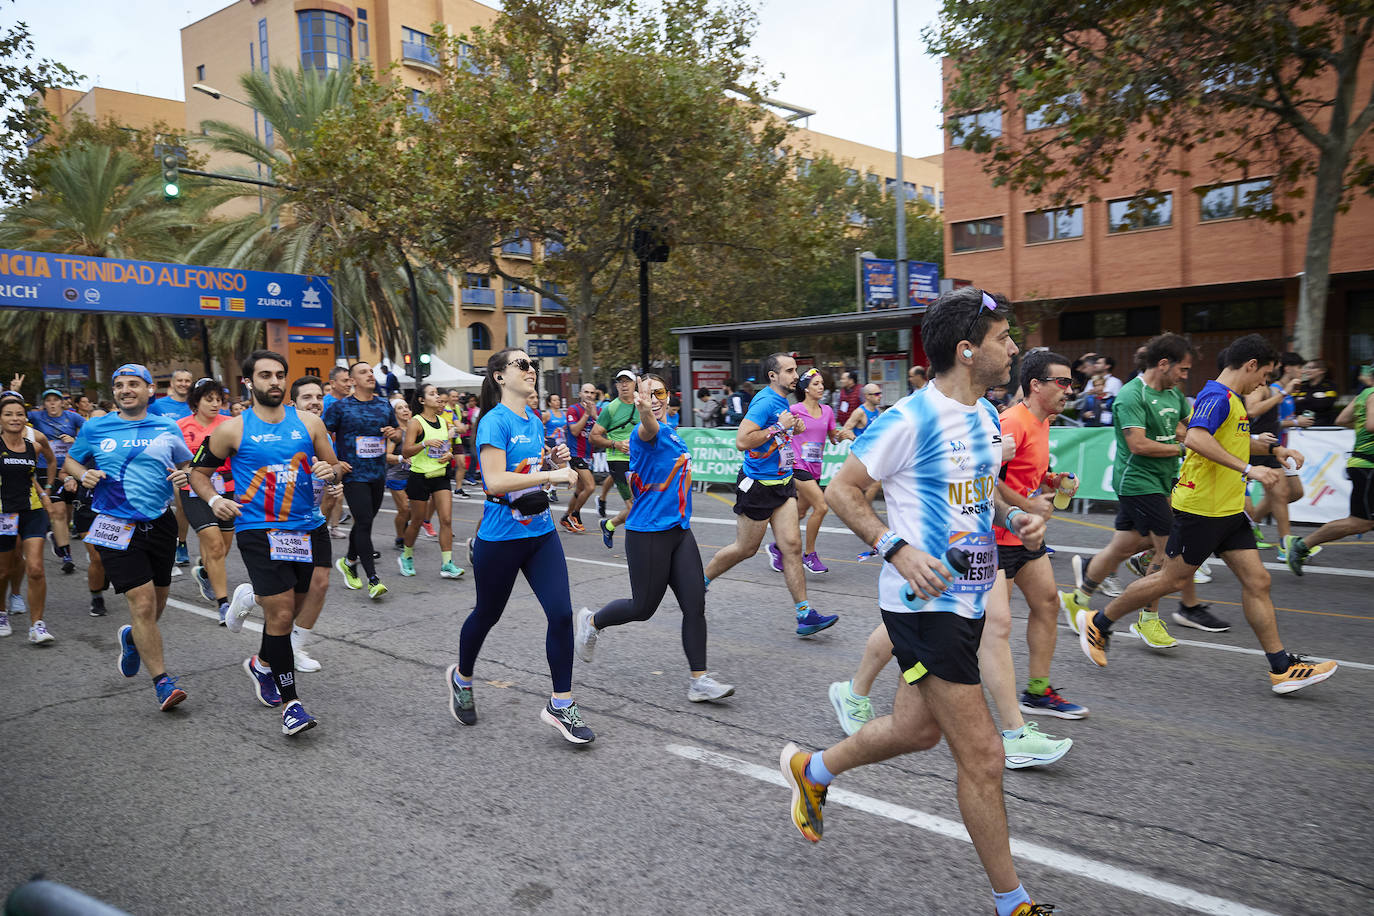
[849,409,916,481]
[1187,390,1231,435]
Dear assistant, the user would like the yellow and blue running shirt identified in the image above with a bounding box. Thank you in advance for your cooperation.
[1172,380,1250,517]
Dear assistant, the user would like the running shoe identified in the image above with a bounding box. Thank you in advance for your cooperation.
[1126,550,1153,578]
[27,621,54,645]
[153,675,186,711]
[440,561,465,579]
[1002,722,1073,769]
[1270,655,1339,694]
[1070,553,1086,590]
[767,542,783,572]
[795,606,839,637]
[117,624,140,677]
[455,487,472,500]
[1129,612,1178,648]
[597,496,607,518]
[7,593,26,615]
[367,578,388,600]
[779,743,826,843]
[567,516,586,533]
[1059,590,1090,635]
[1077,611,1109,667]
[687,674,735,703]
[422,521,437,539]
[1193,560,1214,584]
[446,664,476,725]
[328,526,348,539]
[803,552,829,574]
[541,700,595,743]
[49,532,62,559]
[393,537,405,550]
[398,555,416,577]
[217,601,229,626]
[1282,535,1308,576]
[336,558,363,590]
[226,583,255,634]
[0,611,9,637]
[828,680,874,736]
[1252,524,1275,549]
[574,607,598,662]
[281,700,317,736]
[169,565,183,578]
[60,556,75,575]
[599,519,615,549]
[1172,603,1231,632]
[1307,545,1323,558]
[294,647,322,673]
[175,542,190,566]
[1019,687,1088,719]
[193,564,214,603]
[244,656,282,707]
[560,516,578,534]
[1098,575,1123,597]
[1009,903,1057,915]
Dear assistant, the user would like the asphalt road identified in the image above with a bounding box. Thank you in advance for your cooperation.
[1,489,1370,915]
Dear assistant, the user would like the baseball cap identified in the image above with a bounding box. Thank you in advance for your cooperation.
[112,364,153,385]
[615,370,636,381]
[42,388,64,399]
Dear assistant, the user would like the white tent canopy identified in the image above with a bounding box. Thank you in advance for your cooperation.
[382,354,485,390]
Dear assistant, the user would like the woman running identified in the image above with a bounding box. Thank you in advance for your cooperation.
[399,384,464,579]
[385,397,412,549]
[178,379,236,623]
[445,348,592,743]
[0,393,53,643]
[574,375,734,703]
[544,394,568,445]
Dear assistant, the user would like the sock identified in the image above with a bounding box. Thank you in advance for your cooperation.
[1001,726,1024,740]
[216,595,227,606]
[151,672,169,684]
[1026,677,1049,696]
[550,696,573,710]
[402,546,414,559]
[258,633,298,703]
[178,540,187,549]
[795,600,810,616]
[453,671,472,688]
[251,654,272,675]
[1092,610,1113,633]
[345,555,357,567]
[804,750,834,786]
[848,679,867,700]
[291,625,312,651]
[442,550,452,564]
[1266,649,1292,673]
[703,575,711,590]
[606,520,616,532]
[90,590,103,601]
[58,545,71,560]
[1139,609,1160,622]
[1180,602,1202,611]
[993,885,1032,916]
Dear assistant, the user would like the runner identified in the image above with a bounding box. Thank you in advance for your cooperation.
[702,353,839,637]
[841,383,884,504]
[1059,333,1223,638]
[321,366,352,412]
[442,388,472,500]
[445,348,593,743]
[399,383,464,579]
[1078,334,1338,694]
[385,397,412,549]
[63,364,194,711]
[323,362,401,599]
[150,369,194,568]
[559,383,599,533]
[68,477,109,617]
[27,388,81,575]
[780,289,1054,916]
[193,350,342,735]
[591,370,637,545]
[1245,353,1306,555]
[574,374,733,703]
[175,379,236,623]
[282,374,336,672]
[0,393,54,643]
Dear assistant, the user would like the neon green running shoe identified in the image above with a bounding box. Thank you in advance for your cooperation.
[1129,611,1177,648]
[1060,590,1091,634]
[335,557,362,590]
[1002,721,1073,769]
[368,579,388,600]
[827,680,874,736]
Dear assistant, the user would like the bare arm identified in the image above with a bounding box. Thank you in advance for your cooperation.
[634,384,659,442]
[34,431,55,489]
[190,419,242,513]
[1245,386,1284,416]
[480,444,572,493]
[1123,426,1186,459]
[568,404,593,436]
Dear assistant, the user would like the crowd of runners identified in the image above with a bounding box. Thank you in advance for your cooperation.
[4,286,1358,916]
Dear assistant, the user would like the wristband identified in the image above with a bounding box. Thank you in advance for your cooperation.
[881,536,908,562]
[873,529,902,559]
[1005,507,1026,531]
[1243,463,1252,480]
[209,495,225,510]
[1178,444,1186,459]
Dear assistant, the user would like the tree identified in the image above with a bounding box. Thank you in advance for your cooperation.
[930,1,1374,358]
[0,5,82,205]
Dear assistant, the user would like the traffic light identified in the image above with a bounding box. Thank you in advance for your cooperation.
[416,329,431,380]
[155,143,180,199]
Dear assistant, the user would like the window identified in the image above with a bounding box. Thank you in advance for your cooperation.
[358,22,369,60]
[948,109,1002,147]
[1181,298,1283,332]
[457,40,479,74]
[1059,307,1160,340]
[408,88,433,121]
[1108,193,1173,232]
[797,158,812,178]
[1024,206,1083,244]
[196,64,205,81]
[951,217,1004,252]
[904,181,917,201]
[402,26,438,66]
[470,323,491,351]
[1199,179,1272,221]
[465,272,490,288]
[1024,93,1078,131]
[938,191,945,209]
[258,18,270,74]
[843,168,859,185]
[298,10,352,73]
[921,185,935,205]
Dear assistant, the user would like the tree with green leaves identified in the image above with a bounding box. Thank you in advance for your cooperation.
[931,0,1374,358]
[0,5,81,205]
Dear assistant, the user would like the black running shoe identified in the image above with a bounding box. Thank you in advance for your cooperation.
[89,596,106,617]
[1171,604,1231,633]
[446,664,476,725]
[540,700,595,744]
[597,497,607,518]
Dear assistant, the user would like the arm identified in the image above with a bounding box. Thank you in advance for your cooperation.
[479,445,572,493]
[1123,426,1187,458]
[305,412,342,473]
[1246,386,1284,416]
[1333,398,1357,428]
[841,408,864,432]
[34,431,55,489]
[589,421,615,451]
[190,420,243,517]
[568,404,593,436]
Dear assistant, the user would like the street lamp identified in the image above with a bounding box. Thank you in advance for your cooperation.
[192,82,266,212]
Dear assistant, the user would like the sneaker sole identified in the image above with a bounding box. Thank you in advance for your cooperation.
[244,658,283,707]
[226,584,255,634]
[28,633,55,645]
[804,566,828,575]
[574,609,597,663]
[778,743,820,843]
[540,707,593,744]
[294,655,322,673]
[1128,623,1178,648]
[193,566,214,602]
[1170,612,1230,633]
[1071,554,1084,590]
[159,689,187,711]
[439,569,465,579]
[335,560,362,589]
[1018,701,1088,720]
[688,685,735,703]
[446,664,476,725]
[1272,665,1338,694]
[827,682,864,736]
[282,714,317,736]
[1004,740,1072,769]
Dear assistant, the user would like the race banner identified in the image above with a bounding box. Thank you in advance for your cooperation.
[1285,428,1354,525]
[678,427,853,485]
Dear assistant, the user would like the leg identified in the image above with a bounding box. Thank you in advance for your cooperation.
[346,480,384,579]
[1017,557,1059,686]
[22,537,46,623]
[124,582,169,676]
[198,524,230,604]
[403,494,427,548]
[457,537,525,680]
[1083,528,1150,585]
[48,499,71,551]
[851,624,895,696]
[1218,549,1283,653]
[292,565,331,629]
[522,533,575,697]
[1302,514,1374,550]
[770,499,807,604]
[798,479,828,555]
[257,590,300,703]
[976,573,1024,731]
[392,490,409,540]
[435,485,454,552]
[822,675,943,775]
[703,514,769,579]
[1102,554,1195,623]
[566,467,594,519]
[666,529,709,674]
[594,529,672,630]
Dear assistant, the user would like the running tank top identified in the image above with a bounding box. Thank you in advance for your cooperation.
[409,414,451,477]
[855,404,880,438]
[231,406,323,532]
[0,437,41,512]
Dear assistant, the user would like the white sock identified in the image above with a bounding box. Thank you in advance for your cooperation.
[291,625,313,651]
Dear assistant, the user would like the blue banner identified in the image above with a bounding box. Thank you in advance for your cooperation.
[0,249,333,329]
[861,258,940,308]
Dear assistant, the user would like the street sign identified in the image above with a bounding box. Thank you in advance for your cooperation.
[526,339,569,358]
[527,315,567,334]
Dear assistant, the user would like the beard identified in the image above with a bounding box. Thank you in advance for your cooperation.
[252,386,285,408]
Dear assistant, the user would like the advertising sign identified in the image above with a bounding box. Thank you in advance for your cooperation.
[43,364,65,388]
[691,359,730,395]
[860,258,940,308]
[68,364,90,386]
[1286,428,1354,525]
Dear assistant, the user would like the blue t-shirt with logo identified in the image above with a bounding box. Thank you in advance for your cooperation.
[149,396,192,420]
[28,409,84,468]
[626,424,692,532]
[741,386,793,482]
[68,412,192,521]
[476,403,553,541]
[323,395,398,483]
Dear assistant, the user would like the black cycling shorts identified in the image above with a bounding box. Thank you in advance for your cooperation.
[997,543,1049,580]
[405,472,450,501]
[881,609,985,686]
[181,492,235,532]
[236,523,332,597]
[1348,467,1374,520]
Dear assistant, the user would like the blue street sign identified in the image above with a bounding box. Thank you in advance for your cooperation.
[527,339,569,357]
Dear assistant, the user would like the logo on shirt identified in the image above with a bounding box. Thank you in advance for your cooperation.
[290,429,304,440]
[948,474,996,514]
[249,432,283,443]
[509,434,532,445]
[99,438,117,452]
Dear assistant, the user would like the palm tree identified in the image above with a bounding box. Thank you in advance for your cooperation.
[188,67,452,372]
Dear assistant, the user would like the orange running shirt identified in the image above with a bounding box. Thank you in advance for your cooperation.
[993,403,1050,547]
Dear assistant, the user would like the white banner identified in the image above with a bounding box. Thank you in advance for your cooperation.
[1286,428,1354,524]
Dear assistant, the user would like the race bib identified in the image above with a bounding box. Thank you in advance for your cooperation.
[801,441,823,462]
[268,529,313,563]
[51,441,70,466]
[0,513,16,536]
[355,436,385,459]
[947,531,996,594]
[211,472,228,495]
[777,439,795,472]
[86,514,135,551]
[426,440,450,460]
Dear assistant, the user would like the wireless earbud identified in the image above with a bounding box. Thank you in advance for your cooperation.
[963,348,974,358]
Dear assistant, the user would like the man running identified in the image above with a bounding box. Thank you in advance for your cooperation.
[194,350,342,735]
[702,353,839,637]
[591,370,637,546]
[150,368,194,568]
[781,288,1054,916]
[321,366,352,412]
[281,375,338,672]
[323,362,401,599]
[28,388,82,574]
[1078,334,1338,695]
[64,364,194,711]
[560,383,599,533]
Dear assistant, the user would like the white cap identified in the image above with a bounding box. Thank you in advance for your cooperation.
[615,369,635,381]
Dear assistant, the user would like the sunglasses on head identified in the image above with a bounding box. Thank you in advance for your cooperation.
[1037,376,1073,390]
[963,291,1000,348]
[506,358,538,372]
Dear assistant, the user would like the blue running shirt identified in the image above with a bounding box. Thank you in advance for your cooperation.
[323,395,398,483]
[68,413,192,521]
[27,409,84,468]
[741,386,794,482]
[476,403,554,541]
[149,396,192,420]
[626,424,692,532]
[232,406,323,532]
[850,383,1001,619]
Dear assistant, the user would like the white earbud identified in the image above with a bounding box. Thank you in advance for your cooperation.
[962,348,974,358]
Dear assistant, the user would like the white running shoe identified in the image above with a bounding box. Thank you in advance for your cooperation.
[1099,575,1123,598]
[687,674,735,703]
[1070,554,1084,590]
[294,647,322,673]
[1193,560,1214,584]
[7,593,27,615]
[226,583,256,634]
[574,607,598,663]
[0,611,10,637]
[28,621,54,645]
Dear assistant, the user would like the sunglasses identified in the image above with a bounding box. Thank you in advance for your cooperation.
[963,291,1000,348]
[506,358,539,372]
[649,388,669,402]
[1037,377,1073,390]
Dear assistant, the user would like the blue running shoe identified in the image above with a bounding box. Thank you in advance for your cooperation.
[153,675,186,711]
[281,700,317,736]
[599,519,615,549]
[244,656,282,707]
[117,624,140,678]
[1018,687,1089,720]
[795,606,839,637]
[175,542,190,567]
[193,564,214,603]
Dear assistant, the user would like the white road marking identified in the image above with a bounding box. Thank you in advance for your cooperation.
[666,744,1281,916]
[165,596,263,634]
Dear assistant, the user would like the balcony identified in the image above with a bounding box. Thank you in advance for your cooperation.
[500,238,533,258]
[401,40,440,72]
[462,287,495,308]
[539,297,565,311]
[503,290,536,310]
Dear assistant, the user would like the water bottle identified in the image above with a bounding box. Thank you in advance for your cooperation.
[902,547,972,609]
[1053,473,1076,510]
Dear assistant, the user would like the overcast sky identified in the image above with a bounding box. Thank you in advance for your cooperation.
[11,0,947,157]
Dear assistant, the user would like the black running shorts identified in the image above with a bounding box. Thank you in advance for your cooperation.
[881,609,985,686]
[180,491,235,532]
[1348,467,1374,520]
[405,472,450,501]
[1165,510,1255,567]
[98,511,177,594]
[997,543,1049,580]
[236,523,332,597]
[732,471,795,521]
[0,508,51,551]
[1115,492,1174,537]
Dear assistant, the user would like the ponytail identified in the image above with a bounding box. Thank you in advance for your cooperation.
[477,348,519,439]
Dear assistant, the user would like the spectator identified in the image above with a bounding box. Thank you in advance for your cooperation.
[1076,375,1110,426]
[721,379,748,426]
[908,364,927,393]
[738,380,755,412]
[836,369,863,423]
[1293,358,1340,425]
[1096,355,1123,397]
[693,387,720,427]
[1071,353,1097,393]
[379,363,400,397]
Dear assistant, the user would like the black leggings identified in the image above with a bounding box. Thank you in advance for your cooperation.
[459,531,574,693]
[342,478,385,579]
[594,526,707,671]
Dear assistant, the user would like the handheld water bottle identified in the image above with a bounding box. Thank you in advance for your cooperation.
[1053,473,1076,510]
[901,548,972,610]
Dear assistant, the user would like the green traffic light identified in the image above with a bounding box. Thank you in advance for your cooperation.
[419,354,431,364]
[164,183,180,198]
